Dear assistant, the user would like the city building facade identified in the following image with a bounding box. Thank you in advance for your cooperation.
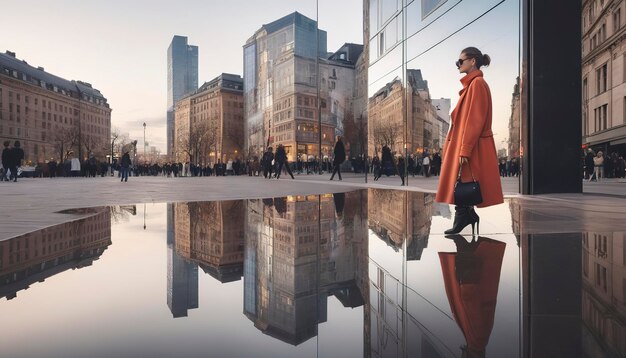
[244,12,364,162]
[508,77,521,159]
[582,0,626,157]
[167,36,198,157]
[174,73,244,164]
[368,69,444,157]
[0,51,111,164]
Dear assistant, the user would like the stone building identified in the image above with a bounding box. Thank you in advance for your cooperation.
[0,51,111,164]
[174,73,244,164]
[582,0,626,156]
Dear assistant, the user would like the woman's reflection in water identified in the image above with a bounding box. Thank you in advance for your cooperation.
[439,235,506,358]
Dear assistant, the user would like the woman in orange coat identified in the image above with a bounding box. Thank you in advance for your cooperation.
[435,47,503,234]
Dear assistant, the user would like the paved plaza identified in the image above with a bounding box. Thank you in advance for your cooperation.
[1,173,626,240]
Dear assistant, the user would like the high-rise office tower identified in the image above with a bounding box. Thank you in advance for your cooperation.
[167,35,198,157]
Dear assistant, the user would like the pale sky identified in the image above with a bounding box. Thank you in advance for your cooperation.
[1,0,364,152]
[1,0,518,153]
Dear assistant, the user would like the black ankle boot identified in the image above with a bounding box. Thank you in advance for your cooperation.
[445,206,480,235]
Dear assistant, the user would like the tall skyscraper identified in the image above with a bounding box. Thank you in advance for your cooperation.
[167,35,198,157]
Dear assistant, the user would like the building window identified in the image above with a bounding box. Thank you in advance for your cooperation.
[601,24,606,41]
[597,63,608,94]
[594,104,609,132]
[615,9,622,32]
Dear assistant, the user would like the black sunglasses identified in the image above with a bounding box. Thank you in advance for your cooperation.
[456,57,472,68]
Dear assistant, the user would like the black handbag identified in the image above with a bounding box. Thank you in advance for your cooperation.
[454,163,483,206]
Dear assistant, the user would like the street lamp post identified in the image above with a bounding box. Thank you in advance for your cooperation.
[143,122,147,162]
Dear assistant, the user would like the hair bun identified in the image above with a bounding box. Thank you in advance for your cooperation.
[482,54,491,66]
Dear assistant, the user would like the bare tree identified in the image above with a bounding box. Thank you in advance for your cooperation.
[110,128,121,163]
[178,121,219,165]
[82,133,102,159]
[224,121,244,160]
[204,121,220,164]
[372,119,402,152]
[52,126,79,162]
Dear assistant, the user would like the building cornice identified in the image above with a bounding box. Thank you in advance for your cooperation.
[582,0,621,38]
[582,26,626,64]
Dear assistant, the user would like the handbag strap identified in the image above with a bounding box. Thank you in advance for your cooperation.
[457,161,477,182]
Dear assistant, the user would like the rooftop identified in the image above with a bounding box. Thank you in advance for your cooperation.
[0,50,109,107]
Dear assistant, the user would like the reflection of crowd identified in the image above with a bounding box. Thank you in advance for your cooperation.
[584,148,626,181]
[371,145,442,181]
[498,157,519,177]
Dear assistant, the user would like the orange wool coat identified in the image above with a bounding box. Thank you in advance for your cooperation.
[435,70,504,208]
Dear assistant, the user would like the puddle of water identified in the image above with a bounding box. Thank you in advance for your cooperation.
[0,188,612,357]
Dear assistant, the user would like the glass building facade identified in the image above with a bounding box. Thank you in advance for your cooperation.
[366,0,521,185]
[244,12,366,162]
[167,36,199,156]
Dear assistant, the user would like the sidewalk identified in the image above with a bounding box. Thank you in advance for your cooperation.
[1,173,624,240]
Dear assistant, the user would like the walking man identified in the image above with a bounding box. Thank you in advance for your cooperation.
[262,147,274,179]
[275,144,294,179]
[9,141,24,182]
[1,141,10,181]
[121,150,131,182]
[329,136,346,181]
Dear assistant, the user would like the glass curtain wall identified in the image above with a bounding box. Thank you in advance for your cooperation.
[367,0,521,186]
[365,0,522,356]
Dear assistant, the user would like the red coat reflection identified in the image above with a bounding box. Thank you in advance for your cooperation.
[439,236,506,357]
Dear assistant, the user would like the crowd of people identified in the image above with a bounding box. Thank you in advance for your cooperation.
[498,157,520,177]
[1,140,25,182]
[2,136,529,186]
[0,140,446,185]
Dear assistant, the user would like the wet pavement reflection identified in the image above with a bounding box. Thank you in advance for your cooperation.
[0,188,612,357]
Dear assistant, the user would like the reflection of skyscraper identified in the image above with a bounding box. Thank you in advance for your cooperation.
[0,209,112,300]
[166,203,199,318]
[167,35,199,156]
[243,192,367,345]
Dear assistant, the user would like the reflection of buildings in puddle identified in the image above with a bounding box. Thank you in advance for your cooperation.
[176,201,245,283]
[440,236,506,358]
[368,189,433,260]
[0,210,112,300]
[167,204,198,318]
[367,240,459,357]
[243,192,368,345]
[432,202,452,219]
[582,231,626,357]
[508,200,521,238]
[167,200,246,318]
